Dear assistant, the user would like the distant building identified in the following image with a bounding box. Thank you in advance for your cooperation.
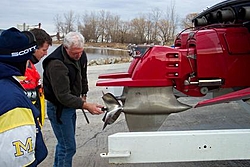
[16,23,41,31]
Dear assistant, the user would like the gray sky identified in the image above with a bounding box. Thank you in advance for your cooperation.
[0,0,222,35]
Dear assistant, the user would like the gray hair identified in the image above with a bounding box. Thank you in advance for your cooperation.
[63,32,85,49]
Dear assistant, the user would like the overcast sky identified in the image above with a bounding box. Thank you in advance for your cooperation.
[0,0,222,35]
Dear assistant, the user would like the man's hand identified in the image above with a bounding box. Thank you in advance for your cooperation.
[83,102,104,115]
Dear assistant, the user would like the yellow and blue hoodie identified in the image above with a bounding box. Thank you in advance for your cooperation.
[0,62,47,167]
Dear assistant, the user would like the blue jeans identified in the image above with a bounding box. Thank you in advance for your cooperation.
[47,101,77,167]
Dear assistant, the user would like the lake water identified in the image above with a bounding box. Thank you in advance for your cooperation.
[35,44,128,76]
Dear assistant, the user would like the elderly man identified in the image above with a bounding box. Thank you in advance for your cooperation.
[43,31,103,167]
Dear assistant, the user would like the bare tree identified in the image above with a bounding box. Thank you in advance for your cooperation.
[63,10,77,33]
[168,1,179,43]
[53,10,77,36]
[150,8,162,43]
[118,21,131,43]
[54,4,180,45]
[130,16,147,44]
[105,14,121,43]
[158,19,170,44]
[98,10,109,43]
[181,13,198,29]
[53,14,65,37]
[79,12,101,42]
[152,0,179,45]
[145,15,154,43]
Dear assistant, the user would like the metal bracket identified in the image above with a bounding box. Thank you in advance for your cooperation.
[101,129,250,164]
[100,151,131,158]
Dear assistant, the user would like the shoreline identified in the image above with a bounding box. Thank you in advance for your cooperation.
[53,41,129,50]
[85,46,129,52]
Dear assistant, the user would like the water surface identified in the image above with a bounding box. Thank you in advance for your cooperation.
[35,44,128,76]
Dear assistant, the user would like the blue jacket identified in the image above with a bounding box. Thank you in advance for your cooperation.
[0,62,47,166]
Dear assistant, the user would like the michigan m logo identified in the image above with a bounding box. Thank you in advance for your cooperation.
[12,137,34,157]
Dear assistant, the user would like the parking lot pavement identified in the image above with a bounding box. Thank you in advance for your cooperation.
[39,63,250,167]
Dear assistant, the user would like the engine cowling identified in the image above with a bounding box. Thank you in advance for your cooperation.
[97,0,250,131]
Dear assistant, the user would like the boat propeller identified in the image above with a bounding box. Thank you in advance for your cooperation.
[101,92,123,130]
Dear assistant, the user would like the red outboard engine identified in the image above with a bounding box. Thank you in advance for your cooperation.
[97,0,250,131]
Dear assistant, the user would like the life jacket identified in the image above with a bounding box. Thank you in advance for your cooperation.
[21,60,45,126]
[22,60,41,89]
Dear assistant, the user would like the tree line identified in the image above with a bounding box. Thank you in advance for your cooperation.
[54,3,197,45]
